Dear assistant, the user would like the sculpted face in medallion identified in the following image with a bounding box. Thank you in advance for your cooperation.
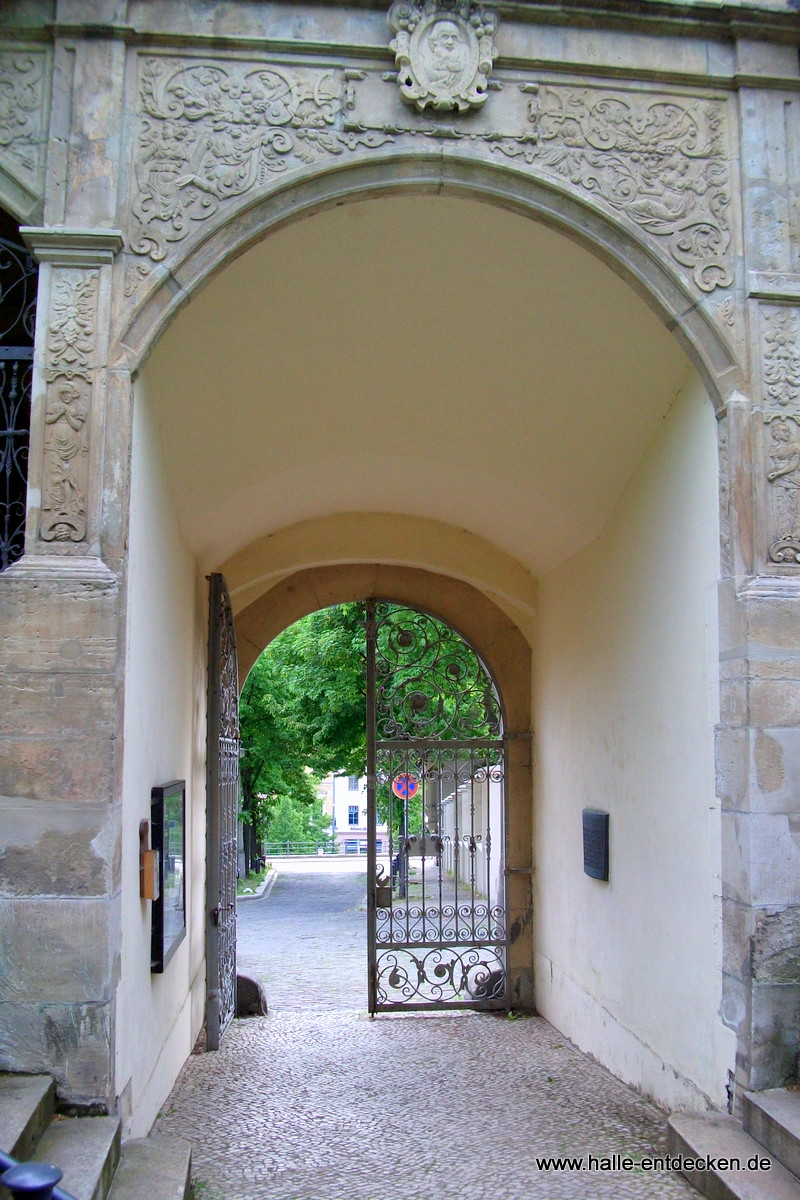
[388,1,498,113]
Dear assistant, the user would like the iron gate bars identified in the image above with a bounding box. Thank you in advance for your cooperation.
[206,573,240,1049]
[0,222,36,572]
[366,600,508,1013]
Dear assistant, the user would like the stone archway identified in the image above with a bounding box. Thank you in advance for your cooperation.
[234,562,533,1008]
[2,1,799,1127]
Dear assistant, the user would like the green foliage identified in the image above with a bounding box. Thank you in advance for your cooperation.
[238,603,366,857]
[238,600,499,858]
[264,793,334,847]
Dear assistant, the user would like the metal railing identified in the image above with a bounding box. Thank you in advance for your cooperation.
[260,841,339,856]
[0,1150,80,1200]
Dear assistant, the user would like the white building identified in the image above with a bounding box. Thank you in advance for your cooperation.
[318,774,389,856]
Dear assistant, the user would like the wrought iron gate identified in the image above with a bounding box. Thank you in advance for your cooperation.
[366,600,507,1012]
[0,215,36,573]
[206,573,240,1049]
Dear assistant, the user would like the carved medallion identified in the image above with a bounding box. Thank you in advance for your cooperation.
[388,0,498,113]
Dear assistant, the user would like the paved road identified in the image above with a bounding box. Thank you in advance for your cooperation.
[237,862,368,1010]
[155,862,696,1200]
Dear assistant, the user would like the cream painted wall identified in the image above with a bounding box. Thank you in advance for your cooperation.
[117,377,206,1137]
[533,371,735,1111]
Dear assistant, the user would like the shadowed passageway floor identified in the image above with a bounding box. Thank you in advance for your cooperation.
[154,863,695,1200]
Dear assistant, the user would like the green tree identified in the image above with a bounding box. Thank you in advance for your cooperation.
[238,603,366,870]
[238,601,498,867]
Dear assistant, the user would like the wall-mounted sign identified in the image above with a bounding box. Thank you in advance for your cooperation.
[582,809,609,881]
[151,780,187,971]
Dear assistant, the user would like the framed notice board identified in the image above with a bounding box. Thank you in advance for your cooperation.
[151,780,187,971]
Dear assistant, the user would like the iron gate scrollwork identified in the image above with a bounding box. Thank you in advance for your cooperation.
[367,600,508,1012]
[0,215,36,572]
[206,573,240,1049]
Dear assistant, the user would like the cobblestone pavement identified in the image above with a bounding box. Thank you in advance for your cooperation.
[155,864,696,1200]
[236,862,367,1009]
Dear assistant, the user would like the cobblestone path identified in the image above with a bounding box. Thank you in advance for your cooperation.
[155,863,696,1200]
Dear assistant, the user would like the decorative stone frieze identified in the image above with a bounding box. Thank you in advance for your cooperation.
[0,49,49,216]
[387,0,499,113]
[759,306,800,567]
[130,58,391,262]
[497,86,733,294]
[128,54,733,300]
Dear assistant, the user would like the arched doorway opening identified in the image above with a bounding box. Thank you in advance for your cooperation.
[235,593,522,1015]
[120,186,725,1134]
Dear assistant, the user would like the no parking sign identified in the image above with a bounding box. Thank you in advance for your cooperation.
[391,773,419,800]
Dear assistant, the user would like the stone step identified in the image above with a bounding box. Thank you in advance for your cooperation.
[743,1090,800,1181]
[668,1113,800,1200]
[107,1135,192,1200]
[0,1074,55,1160]
[34,1115,120,1200]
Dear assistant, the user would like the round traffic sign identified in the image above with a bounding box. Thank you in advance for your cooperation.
[392,773,419,800]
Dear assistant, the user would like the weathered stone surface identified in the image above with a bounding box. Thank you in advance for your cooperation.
[753,907,800,985]
[750,982,800,1090]
[0,898,112,1002]
[0,1001,111,1103]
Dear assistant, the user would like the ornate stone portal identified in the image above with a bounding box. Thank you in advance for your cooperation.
[0,0,798,1127]
[388,0,498,112]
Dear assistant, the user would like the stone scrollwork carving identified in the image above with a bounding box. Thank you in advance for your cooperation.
[39,270,98,544]
[387,0,498,113]
[762,307,800,566]
[131,58,392,261]
[49,272,98,369]
[494,86,733,293]
[0,51,48,193]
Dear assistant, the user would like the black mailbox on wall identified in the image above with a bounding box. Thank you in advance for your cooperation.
[582,809,609,881]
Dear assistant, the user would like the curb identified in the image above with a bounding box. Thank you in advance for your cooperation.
[237,867,277,902]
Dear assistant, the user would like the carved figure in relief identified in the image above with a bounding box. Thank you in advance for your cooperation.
[388,0,498,113]
[493,87,732,293]
[421,21,469,92]
[40,380,88,543]
[767,417,800,565]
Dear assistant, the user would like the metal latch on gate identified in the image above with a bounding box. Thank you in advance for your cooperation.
[211,903,234,926]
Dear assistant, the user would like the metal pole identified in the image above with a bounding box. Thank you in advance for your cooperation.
[365,598,377,1014]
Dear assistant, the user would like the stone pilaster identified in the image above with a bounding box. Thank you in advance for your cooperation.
[722,69,800,1097]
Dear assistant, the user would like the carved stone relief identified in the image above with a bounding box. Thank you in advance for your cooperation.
[761,306,800,566]
[496,86,733,293]
[39,270,98,544]
[387,0,498,113]
[130,58,391,261]
[0,51,48,198]
[126,53,733,302]
[40,375,90,543]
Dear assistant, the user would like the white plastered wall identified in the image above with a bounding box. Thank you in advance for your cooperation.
[116,375,207,1137]
[533,371,736,1111]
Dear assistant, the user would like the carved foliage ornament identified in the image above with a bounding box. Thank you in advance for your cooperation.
[388,0,498,113]
[39,271,98,544]
[762,307,800,566]
[129,59,731,296]
[131,59,391,261]
[496,87,733,293]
